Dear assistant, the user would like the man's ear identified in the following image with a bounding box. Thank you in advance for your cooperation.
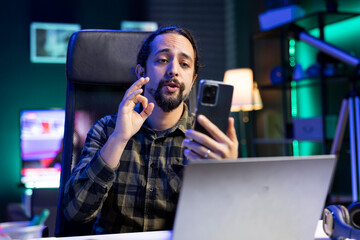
[135,64,145,79]
[191,74,198,88]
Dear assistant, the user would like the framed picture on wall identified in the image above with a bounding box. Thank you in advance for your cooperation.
[30,22,81,64]
[120,20,158,31]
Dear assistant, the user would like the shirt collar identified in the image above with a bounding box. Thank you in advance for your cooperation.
[135,103,194,135]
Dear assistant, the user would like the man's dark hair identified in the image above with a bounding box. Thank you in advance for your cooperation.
[137,25,200,76]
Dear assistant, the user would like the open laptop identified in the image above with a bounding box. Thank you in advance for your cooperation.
[172,155,336,240]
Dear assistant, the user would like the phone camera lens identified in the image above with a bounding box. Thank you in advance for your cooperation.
[202,85,217,104]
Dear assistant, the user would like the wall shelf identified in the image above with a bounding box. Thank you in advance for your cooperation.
[251,11,360,157]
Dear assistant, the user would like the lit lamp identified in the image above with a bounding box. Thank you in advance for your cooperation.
[224,68,253,112]
[223,68,263,112]
[252,82,263,111]
[223,68,263,157]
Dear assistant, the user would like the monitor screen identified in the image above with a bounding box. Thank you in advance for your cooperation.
[20,109,65,188]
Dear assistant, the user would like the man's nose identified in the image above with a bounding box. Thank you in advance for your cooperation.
[167,61,179,77]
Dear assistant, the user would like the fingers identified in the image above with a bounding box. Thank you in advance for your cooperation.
[184,129,224,157]
[124,77,149,98]
[121,86,154,121]
[185,129,217,150]
[122,77,150,108]
[140,102,154,119]
[184,115,239,160]
[196,115,229,143]
[183,139,220,160]
[227,117,238,144]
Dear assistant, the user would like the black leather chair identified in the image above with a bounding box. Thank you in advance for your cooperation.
[55,30,151,237]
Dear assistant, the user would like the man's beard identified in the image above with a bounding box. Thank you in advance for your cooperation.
[147,78,187,112]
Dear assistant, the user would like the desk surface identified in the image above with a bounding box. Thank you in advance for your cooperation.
[47,221,329,240]
[48,231,172,240]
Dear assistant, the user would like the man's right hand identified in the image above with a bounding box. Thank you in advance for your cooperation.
[100,77,154,168]
[113,77,154,142]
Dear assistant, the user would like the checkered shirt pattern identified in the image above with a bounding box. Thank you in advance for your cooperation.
[63,104,194,234]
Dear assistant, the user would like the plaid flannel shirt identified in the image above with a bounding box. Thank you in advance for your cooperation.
[63,104,194,234]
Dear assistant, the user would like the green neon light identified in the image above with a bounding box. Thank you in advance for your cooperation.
[289,39,296,67]
[291,81,298,117]
[289,16,360,156]
[25,188,33,196]
[292,140,299,156]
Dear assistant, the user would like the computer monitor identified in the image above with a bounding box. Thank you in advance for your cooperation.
[20,109,65,188]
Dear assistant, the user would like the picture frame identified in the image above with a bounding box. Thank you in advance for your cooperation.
[30,22,81,64]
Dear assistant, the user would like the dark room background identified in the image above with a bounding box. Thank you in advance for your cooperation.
[0,0,359,221]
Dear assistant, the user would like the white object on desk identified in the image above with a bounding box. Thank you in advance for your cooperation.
[44,221,328,240]
[314,220,330,240]
[45,230,172,240]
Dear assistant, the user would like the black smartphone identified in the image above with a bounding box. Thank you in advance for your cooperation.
[194,79,233,138]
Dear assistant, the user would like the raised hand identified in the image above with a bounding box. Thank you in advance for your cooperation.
[100,77,154,168]
[113,77,154,142]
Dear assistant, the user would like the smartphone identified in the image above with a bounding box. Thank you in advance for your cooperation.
[194,79,233,138]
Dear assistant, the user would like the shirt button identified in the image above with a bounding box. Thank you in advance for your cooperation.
[149,187,154,192]
[150,163,156,168]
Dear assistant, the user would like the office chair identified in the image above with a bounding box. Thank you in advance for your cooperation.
[55,30,151,237]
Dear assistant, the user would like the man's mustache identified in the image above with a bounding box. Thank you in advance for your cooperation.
[159,78,185,91]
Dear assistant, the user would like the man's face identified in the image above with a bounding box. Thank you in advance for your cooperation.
[143,33,196,112]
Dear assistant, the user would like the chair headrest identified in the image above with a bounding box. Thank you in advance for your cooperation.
[66,30,151,85]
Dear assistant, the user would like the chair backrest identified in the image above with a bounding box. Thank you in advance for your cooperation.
[55,30,151,237]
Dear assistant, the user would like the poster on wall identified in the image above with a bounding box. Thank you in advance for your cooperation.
[30,22,81,64]
[120,20,158,31]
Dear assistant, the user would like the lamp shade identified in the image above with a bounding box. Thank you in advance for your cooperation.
[223,68,254,112]
[252,82,263,111]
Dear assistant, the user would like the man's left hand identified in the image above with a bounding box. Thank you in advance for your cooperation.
[183,115,238,160]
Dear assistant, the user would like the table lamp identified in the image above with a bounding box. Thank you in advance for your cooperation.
[223,68,263,157]
[223,68,253,112]
[223,68,263,112]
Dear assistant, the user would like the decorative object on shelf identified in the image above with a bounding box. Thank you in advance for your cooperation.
[270,66,284,85]
[292,63,305,80]
[305,53,348,78]
[292,117,323,140]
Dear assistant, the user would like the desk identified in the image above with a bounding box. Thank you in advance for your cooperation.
[47,231,172,240]
[45,221,330,240]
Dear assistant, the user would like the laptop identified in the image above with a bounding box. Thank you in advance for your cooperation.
[172,155,337,240]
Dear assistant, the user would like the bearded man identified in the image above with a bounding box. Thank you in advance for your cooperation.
[63,25,238,234]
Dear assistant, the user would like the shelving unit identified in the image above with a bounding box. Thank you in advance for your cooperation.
[250,11,360,202]
[250,11,360,157]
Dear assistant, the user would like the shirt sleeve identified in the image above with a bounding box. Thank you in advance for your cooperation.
[63,115,117,223]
